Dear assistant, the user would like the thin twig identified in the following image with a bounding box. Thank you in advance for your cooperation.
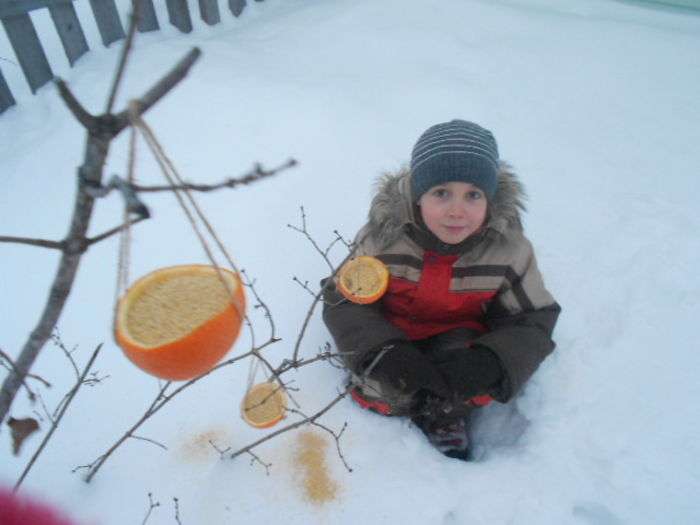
[81,339,277,483]
[287,214,367,363]
[287,206,334,272]
[50,330,80,380]
[14,344,103,491]
[208,439,231,459]
[35,392,54,425]
[332,229,353,250]
[246,450,272,475]
[0,348,51,388]
[0,349,39,402]
[290,234,364,363]
[173,497,182,525]
[86,215,148,246]
[310,420,352,473]
[0,236,64,250]
[284,403,352,472]
[105,3,140,114]
[292,276,317,298]
[274,348,348,377]
[141,493,160,525]
[131,434,168,451]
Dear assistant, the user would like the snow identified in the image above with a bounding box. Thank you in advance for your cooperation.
[2,0,700,523]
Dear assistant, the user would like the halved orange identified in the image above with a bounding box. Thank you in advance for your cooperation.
[336,256,389,304]
[241,382,287,429]
[115,264,246,381]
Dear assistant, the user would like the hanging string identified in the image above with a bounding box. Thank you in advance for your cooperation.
[126,102,266,391]
[114,123,138,308]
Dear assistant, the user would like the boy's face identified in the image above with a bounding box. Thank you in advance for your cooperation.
[418,181,488,244]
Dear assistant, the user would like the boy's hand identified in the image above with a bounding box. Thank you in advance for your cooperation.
[367,340,451,399]
[435,345,504,400]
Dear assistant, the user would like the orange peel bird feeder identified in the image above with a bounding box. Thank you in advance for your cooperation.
[336,256,389,304]
[111,108,250,382]
[115,265,246,381]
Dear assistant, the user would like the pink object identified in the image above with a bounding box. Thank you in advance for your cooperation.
[0,488,77,525]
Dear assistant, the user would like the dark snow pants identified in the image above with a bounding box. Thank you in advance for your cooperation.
[349,328,493,419]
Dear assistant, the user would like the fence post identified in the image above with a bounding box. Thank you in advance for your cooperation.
[134,0,159,32]
[166,0,193,33]
[199,0,220,26]
[229,0,246,17]
[0,67,15,113]
[48,2,89,66]
[88,0,125,46]
[1,14,53,93]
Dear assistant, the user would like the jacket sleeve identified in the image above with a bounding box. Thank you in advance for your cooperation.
[473,236,561,402]
[321,227,408,374]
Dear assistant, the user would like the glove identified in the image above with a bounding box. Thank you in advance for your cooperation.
[366,340,451,399]
[435,345,504,400]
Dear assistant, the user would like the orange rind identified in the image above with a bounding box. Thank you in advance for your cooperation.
[337,256,389,304]
[115,265,245,381]
[241,382,287,429]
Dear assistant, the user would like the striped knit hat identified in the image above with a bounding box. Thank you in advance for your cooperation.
[410,119,499,201]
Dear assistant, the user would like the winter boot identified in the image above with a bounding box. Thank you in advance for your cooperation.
[411,394,473,461]
[413,415,472,460]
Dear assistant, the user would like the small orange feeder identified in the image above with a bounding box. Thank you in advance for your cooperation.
[241,382,287,429]
[114,265,246,381]
[336,256,389,304]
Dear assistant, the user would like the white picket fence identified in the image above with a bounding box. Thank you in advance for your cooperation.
[0,0,262,114]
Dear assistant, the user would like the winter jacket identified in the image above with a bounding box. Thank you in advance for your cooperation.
[323,163,561,402]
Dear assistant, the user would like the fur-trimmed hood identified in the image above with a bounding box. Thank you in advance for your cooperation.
[366,162,527,249]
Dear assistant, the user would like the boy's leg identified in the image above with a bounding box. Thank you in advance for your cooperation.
[411,328,486,460]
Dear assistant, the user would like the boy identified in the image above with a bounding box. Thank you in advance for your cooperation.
[323,120,561,460]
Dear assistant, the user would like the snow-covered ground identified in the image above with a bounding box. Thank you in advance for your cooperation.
[2,0,699,523]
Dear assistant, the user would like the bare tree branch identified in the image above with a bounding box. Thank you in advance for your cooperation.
[246,450,272,475]
[292,276,317,298]
[287,206,335,272]
[50,330,80,380]
[208,439,231,459]
[55,78,97,130]
[0,349,39,402]
[309,420,351,473]
[0,236,64,250]
[173,497,182,525]
[287,219,367,363]
[332,229,353,250]
[0,46,205,426]
[131,159,297,193]
[14,344,103,491]
[86,216,148,246]
[105,3,140,114]
[274,347,348,377]
[113,48,202,135]
[81,338,278,483]
[141,492,160,525]
[131,434,168,451]
[290,242,361,363]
